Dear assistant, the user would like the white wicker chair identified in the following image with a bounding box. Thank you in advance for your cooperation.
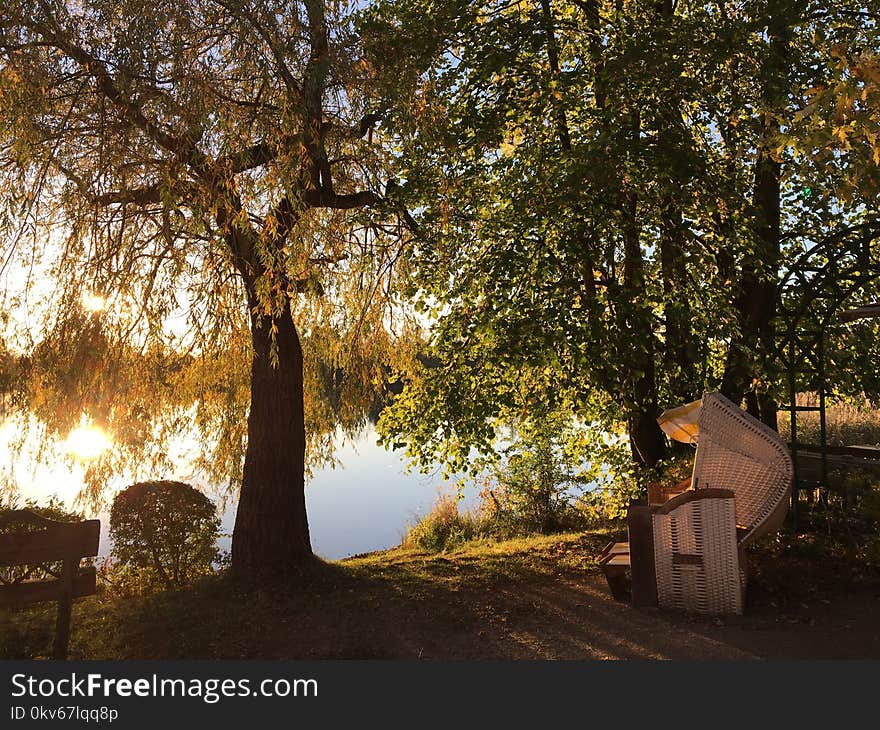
[600,392,793,615]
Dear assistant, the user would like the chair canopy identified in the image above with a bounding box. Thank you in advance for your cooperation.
[692,392,793,546]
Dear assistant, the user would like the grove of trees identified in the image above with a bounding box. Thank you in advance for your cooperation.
[1,0,879,580]
[364,0,880,469]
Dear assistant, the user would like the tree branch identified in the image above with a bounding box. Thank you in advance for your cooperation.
[26,18,213,179]
[217,141,277,173]
[302,0,333,192]
[206,0,303,99]
[302,189,381,209]
[263,195,302,242]
[357,113,383,139]
[93,184,165,206]
[216,133,303,173]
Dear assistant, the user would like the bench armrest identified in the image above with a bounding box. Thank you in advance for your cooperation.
[647,477,693,506]
[651,486,734,514]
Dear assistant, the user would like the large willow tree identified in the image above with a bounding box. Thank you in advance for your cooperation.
[0,0,405,574]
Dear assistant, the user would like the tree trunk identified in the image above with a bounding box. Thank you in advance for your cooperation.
[751,118,782,430]
[720,133,780,420]
[654,0,698,410]
[721,10,787,430]
[660,197,695,401]
[232,298,313,575]
[623,180,666,468]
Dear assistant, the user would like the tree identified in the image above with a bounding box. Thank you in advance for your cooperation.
[363,0,879,482]
[363,0,760,470]
[110,480,220,589]
[721,0,880,423]
[0,0,408,576]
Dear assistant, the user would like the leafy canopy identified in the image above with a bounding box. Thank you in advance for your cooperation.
[0,0,416,503]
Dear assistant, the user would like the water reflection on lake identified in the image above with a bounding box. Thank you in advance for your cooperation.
[2,422,476,560]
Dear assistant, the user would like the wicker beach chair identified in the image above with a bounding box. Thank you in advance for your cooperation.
[599,392,793,615]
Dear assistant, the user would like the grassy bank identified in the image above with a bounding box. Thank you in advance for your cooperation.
[1,531,610,660]
[4,525,880,660]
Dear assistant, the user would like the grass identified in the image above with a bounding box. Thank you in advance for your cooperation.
[777,394,880,447]
[5,524,880,660]
[1,529,614,660]
[402,492,484,552]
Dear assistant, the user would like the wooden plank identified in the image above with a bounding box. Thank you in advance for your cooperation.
[841,304,880,323]
[627,503,658,608]
[648,478,692,507]
[0,567,96,607]
[0,521,100,567]
[797,444,880,459]
[598,542,629,564]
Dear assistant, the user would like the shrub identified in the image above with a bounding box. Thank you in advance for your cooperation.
[479,414,597,537]
[482,438,580,536]
[109,480,220,590]
[0,496,85,586]
[403,492,482,552]
[0,494,83,524]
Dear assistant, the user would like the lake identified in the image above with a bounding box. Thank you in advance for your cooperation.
[1,422,476,560]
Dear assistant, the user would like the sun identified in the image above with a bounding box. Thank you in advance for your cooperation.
[81,292,106,313]
[65,422,111,460]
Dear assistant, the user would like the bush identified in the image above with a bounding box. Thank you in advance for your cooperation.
[0,494,83,525]
[482,438,581,536]
[403,492,483,552]
[477,414,598,537]
[109,480,220,590]
[0,496,85,586]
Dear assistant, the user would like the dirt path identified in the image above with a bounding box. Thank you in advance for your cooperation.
[254,572,880,660]
[185,535,880,660]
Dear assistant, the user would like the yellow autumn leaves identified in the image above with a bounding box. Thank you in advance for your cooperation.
[499,125,525,157]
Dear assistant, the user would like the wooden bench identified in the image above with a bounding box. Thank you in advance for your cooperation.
[598,501,658,608]
[0,510,100,659]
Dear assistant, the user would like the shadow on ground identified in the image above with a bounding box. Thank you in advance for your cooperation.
[4,531,880,659]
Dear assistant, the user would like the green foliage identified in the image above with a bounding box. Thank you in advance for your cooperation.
[403,492,483,552]
[785,34,880,208]
[478,415,594,536]
[405,411,634,550]
[576,476,641,526]
[365,0,880,486]
[0,495,85,587]
[365,0,761,462]
[109,480,220,590]
[790,467,880,564]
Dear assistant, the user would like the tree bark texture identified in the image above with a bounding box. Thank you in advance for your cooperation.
[232,296,313,573]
